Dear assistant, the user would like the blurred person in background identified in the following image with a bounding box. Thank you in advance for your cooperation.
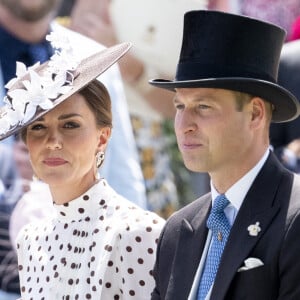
[0,142,22,300]
[0,136,33,300]
[269,37,300,172]
[208,0,300,41]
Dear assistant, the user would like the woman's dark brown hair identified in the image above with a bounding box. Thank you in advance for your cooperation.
[78,79,112,129]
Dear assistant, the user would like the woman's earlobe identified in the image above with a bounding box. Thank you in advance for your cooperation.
[98,127,111,147]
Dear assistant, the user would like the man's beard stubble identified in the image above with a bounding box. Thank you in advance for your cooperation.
[0,0,60,22]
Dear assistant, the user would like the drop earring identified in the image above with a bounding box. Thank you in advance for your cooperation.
[96,151,105,168]
[95,151,105,181]
[32,174,39,181]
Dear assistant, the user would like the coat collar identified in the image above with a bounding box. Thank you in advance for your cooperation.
[165,194,211,300]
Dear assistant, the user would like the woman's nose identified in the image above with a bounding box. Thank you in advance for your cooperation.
[46,133,63,150]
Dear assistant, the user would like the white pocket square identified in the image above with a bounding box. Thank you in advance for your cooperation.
[238,257,264,272]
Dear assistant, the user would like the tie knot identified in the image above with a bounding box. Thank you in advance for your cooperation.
[212,194,230,213]
[207,194,230,233]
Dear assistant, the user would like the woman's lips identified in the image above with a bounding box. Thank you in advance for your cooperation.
[43,158,67,166]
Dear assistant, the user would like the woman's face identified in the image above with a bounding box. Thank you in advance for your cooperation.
[26,93,110,192]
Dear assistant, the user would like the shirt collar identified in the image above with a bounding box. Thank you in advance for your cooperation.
[211,148,270,211]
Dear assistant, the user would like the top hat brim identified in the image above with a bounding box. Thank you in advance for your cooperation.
[149,77,300,123]
[0,42,131,140]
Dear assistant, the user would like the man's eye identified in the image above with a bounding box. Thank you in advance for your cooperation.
[175,104,185,110]
[199,104,210,109]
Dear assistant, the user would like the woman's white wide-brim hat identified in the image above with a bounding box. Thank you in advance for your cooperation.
[0,42,131,140]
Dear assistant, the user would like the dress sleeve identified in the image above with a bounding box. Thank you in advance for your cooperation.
[117,211,165,299]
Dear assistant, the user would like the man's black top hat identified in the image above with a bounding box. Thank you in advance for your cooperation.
[149,10,300,123]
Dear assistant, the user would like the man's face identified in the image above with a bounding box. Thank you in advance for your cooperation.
[0,0,61,22]
[174,88,254,176]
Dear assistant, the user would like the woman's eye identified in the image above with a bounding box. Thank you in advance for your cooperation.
[64,121,80,128]
[30,123,45,131]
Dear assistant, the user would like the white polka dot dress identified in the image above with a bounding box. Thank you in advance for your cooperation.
[16,179,165,299]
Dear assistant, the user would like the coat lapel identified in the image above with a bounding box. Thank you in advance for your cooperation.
[210,152,287,299]
[166,195,211,300]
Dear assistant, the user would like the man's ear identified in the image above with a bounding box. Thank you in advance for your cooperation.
[250,97,265,127]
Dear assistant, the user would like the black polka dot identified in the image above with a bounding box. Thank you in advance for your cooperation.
[148,248,154,254]
[108,261,113,267]
[139,280,145,286]
[138,258,144,264]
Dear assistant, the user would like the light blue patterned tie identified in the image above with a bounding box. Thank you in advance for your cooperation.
[197,194,231,300]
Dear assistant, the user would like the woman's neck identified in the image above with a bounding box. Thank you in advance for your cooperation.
[50,178,99,205]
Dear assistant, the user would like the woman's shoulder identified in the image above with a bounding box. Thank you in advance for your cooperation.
[116,197,165,227]
[107,188,166,232]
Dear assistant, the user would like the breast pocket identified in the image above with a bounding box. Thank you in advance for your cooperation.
[225,263,278,300]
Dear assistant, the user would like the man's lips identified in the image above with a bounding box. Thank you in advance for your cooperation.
[43,158,67,166]
[180,142,203,150]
